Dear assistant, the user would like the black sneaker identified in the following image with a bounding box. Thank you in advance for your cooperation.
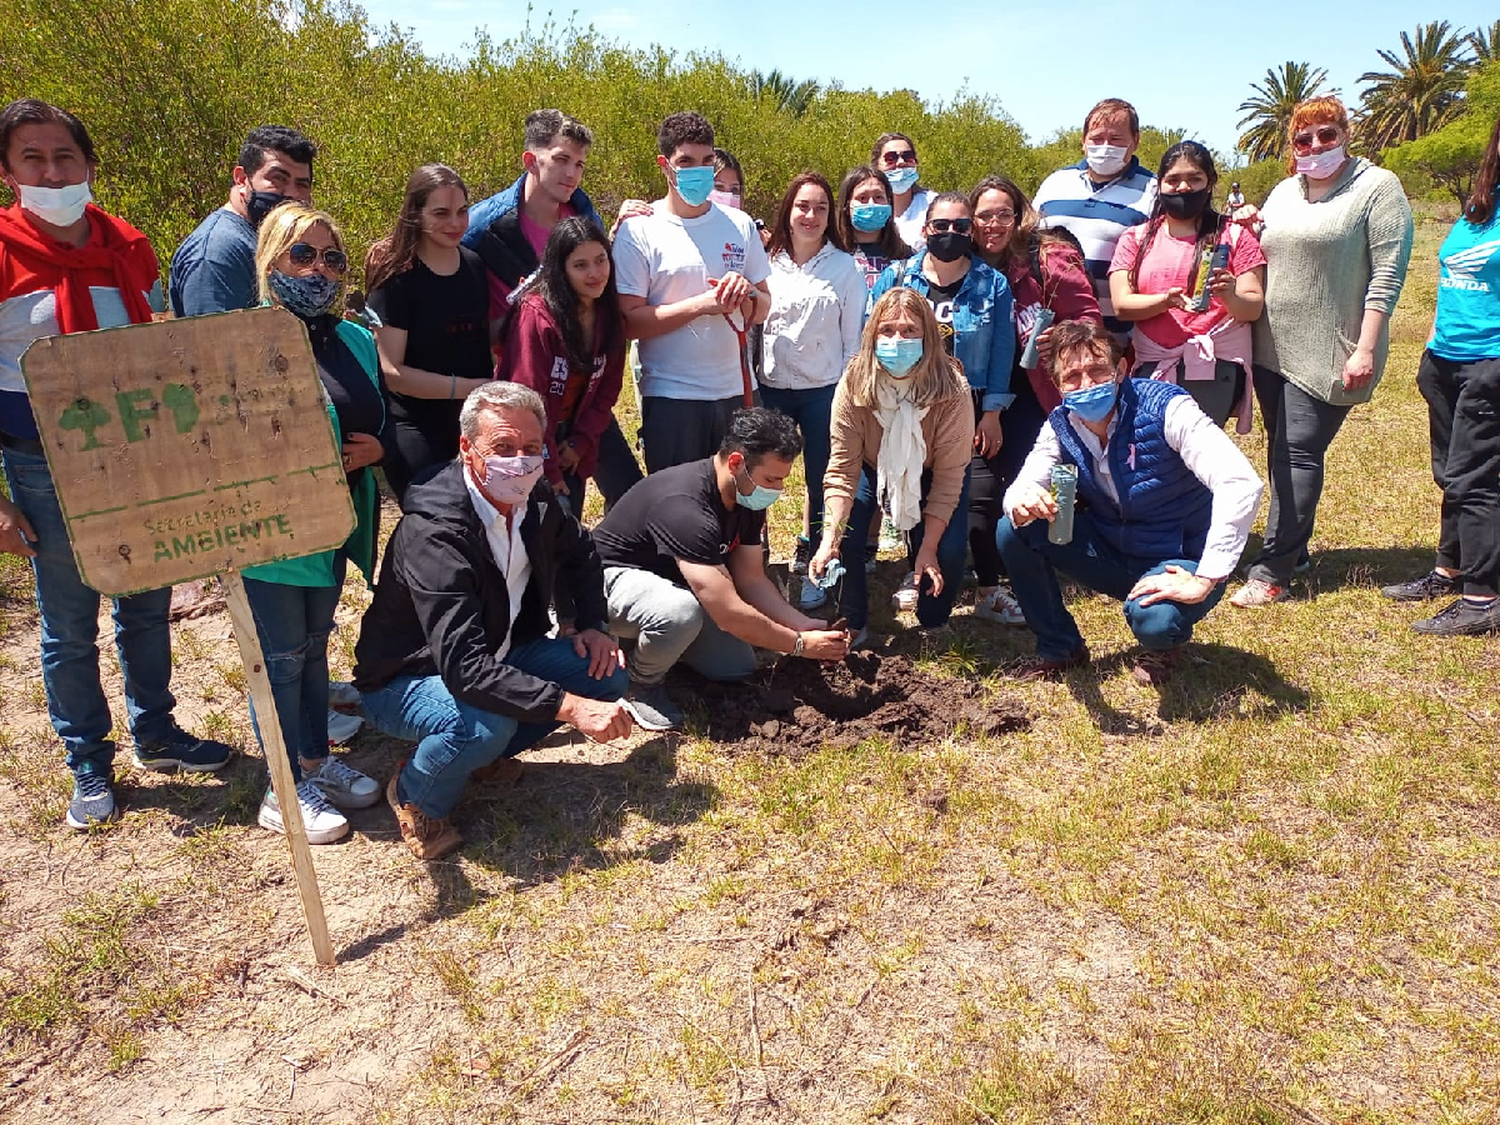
[622,682,683,731]
[864,543,878,574]
[1382,570,1460,602]
[134,727,234,773]
[1413,597,1500,636]
[791,536,811,576]
[67,768,118,829]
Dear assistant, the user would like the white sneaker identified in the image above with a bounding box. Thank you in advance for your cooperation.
[304,754,381,809]
[878,516,903,552]
[258,780,350,844]
[797,576,828,610]
[327,708,363,745]
[328,680,361,707]
[974,585,1026,625]
[890,572,919,613]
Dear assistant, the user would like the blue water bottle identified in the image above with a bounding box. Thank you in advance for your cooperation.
[1019,307,1055,369]
[1049,464,1077,545]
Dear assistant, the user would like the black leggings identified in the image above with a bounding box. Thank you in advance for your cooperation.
[969,380,1047,586]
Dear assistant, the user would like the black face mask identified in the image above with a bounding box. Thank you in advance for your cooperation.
[926,231,972,263]
[246,189,292,228]
[1160,188,1211,221]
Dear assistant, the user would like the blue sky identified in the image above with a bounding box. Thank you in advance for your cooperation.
[359,0,1494,161]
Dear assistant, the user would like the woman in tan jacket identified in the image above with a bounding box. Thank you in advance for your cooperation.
[809,288,972,645]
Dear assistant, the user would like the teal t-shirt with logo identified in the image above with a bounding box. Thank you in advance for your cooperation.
[1432,213,1500,362]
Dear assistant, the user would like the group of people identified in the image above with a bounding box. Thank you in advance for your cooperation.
[4,83,1484,864]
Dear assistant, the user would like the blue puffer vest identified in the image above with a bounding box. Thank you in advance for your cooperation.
[1049,377,1212,560]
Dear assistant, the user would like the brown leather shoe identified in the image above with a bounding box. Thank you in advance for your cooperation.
[1009,646,1089,681]
[1131,646,1183,685]
[385,766,463,861]
[470,755,525,787]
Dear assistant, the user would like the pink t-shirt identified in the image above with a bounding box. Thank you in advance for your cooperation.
[1109,221,1265,348]
[489,202,580,317]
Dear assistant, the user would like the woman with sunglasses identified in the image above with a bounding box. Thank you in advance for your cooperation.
[1230,96,1413,608]
[365,164,495,505]
[968,174,1100,625]
[243,203,385,845]
[871,133,936,247]
[1108,142,1265,429]
[808,288,973,647]
[760,171,867,610]
[871,192,1016,614]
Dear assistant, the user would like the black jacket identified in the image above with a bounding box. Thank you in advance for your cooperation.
[352,462,609,722]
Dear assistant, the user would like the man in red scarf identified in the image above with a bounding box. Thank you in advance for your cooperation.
[0,99,234,830]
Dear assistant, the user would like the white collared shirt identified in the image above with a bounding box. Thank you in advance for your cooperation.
[463,468,533,660]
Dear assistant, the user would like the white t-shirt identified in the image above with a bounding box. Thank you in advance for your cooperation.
[613,202,772,401]
[894,188,936,248]
[462,469,532,661]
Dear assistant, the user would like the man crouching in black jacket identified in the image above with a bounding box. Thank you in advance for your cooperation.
[354,382,632,860]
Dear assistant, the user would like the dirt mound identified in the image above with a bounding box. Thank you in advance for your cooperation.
[688,652,1030,753]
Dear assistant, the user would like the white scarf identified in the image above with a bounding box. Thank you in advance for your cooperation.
[873,375,930,532]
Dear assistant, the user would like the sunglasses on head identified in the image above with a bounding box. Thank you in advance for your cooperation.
[880,149,917,166]
[927,217,973,234]
[288,242,348,273]
[1292,125,1341,149]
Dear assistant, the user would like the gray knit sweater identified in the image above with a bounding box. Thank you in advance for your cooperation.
[1252,158,1414,405]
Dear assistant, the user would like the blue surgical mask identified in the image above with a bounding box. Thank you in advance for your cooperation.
[850,203,892,233]
[269,269,340,318]
[885,166,918,194]
[1062,379,1120,423]
[735,464,782,511]
[674,165,715,207]
[875,336,923,378]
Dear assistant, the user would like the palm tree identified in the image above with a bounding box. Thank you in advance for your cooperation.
[1236,61,1329,161]
[1358,21,1473,150]
[1469,20,1500,64]
[749,69,820,118]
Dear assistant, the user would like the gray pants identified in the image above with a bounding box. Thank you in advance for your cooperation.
[604,567,756,685]
[1247,366,1352,585]
[639,392,758,474]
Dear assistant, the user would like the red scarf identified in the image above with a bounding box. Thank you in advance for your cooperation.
[0,203,156,332]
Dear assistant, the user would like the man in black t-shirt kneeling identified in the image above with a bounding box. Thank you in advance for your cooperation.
[592,409,852,731]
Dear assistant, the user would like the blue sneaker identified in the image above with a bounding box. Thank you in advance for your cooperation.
[67,769,118,829]
[134,727,234,773]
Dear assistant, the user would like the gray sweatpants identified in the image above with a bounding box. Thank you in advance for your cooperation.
[604,567,756,685]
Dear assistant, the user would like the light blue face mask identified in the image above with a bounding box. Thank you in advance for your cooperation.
[875,336,923,378]
[850,203,892,233]
[674,165,716,207]
[1062,378,1120,423]
[884,166,919,194]
[734,463,782,510]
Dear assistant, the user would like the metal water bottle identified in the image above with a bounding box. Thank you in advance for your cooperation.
[1049,464,1077,545]
[1019,307,1055,369]
[1188,242,1231,313]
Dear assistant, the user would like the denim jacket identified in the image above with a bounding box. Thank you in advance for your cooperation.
[870,254,1016,411]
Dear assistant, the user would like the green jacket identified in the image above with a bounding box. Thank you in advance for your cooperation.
[242,318,382,587]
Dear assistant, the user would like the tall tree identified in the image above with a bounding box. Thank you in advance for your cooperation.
[749,69,820,118]
[1358,21,1473,151]
[1470,20,1500,64]
[1236,61,1328,161]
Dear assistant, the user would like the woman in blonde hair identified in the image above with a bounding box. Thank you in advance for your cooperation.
[809,288,973,645]
[242,202,385,846]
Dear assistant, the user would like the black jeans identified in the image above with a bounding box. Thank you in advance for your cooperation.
[593,417,644,511]
[1247,366,1351,586]
[969,381,1047,587]
[640,392,758,474]
[1416,350,1500,597]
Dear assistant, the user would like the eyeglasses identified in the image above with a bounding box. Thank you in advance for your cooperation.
[974,209,1016,225]
[1291,125,1341,150]
[926,217,973,234]
[288,243,348,273]
[880,149,917,166]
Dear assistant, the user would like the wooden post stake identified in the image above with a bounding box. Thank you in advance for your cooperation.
[221,569,335,967]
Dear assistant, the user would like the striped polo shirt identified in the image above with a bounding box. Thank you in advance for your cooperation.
[1034,157,1157,339]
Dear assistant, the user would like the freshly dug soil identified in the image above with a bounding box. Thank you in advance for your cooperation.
[685,653,1030,753]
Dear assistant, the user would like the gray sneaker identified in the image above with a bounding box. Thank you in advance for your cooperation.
[67,769,118,829]
[623,682,684,731]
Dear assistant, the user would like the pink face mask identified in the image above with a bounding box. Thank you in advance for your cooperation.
[1295,145,1346,181]
[479,454,544,504]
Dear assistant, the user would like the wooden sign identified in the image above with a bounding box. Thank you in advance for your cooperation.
[20,307,354,596]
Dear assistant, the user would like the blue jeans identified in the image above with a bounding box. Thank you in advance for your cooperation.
[759,384,837,539]
[243,565,345,778]
[361,635,629,818]
[839,464,970,630]
[2,446,176,776]
[995,510,1225,660]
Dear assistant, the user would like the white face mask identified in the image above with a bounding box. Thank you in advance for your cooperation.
[478,453,545,505]
[17,181,92,227]
[1084,144,1129,178]
[1295,145,1347,181]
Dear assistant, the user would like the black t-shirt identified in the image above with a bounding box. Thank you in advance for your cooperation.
[923,276,962,357]
[367,247,491,434]
[592,458,766,587]
[306,315,386,438]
